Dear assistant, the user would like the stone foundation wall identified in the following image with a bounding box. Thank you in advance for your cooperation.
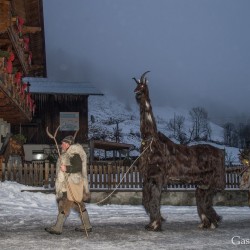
[90,190,250,206]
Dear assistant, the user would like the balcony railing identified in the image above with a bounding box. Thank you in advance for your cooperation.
[0,57,34,123]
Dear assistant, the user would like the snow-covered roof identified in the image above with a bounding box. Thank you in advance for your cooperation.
[23,77,103,95]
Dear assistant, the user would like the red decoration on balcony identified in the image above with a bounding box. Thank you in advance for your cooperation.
[23,37,30,51]
[26,93,35,114]
[26,92,31,106]
[29,99,35,113]
[32,103,36,115]
[17,17,25,37]
[6,52,15,74]
[28,51,32,66]
[20,82,28,97]
[15,72,22,85]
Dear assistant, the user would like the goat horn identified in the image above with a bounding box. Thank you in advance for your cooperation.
[140,71,150,83]
[132,77,140,85]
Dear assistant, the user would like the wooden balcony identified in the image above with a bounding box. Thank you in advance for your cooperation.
[7,26,30,75]
[0,61,33,124]
[0,0,45,126]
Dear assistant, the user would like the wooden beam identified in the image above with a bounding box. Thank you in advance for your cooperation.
[30,64,43,70]
[22,26,41,34]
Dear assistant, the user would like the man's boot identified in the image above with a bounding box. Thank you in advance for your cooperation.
[75,210,92,232]
[45,212,66,235]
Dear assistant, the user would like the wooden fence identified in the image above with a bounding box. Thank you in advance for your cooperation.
[88,162,143,190]
[0,161,246,190]
[0,161,56,188]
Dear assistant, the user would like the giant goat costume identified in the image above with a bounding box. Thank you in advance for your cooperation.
[133,71,225,231]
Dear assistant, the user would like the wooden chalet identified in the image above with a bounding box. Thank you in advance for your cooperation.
[20,77,103,145]
[0,0,46,125]
[0,0,46,166]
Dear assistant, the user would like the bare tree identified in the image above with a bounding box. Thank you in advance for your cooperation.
[189,107,211,141]
[238,123,250,148]
[167,114,190,144]
[112,120,123,142]
[223,122,238,147]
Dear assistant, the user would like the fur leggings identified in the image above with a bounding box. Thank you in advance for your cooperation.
[57,192,86,216]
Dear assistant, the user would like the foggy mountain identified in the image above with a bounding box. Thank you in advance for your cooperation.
[88,93,241,165]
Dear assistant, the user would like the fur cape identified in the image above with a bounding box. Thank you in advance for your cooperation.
[55,143,90,200]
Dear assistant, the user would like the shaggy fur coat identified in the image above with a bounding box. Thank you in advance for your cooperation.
[240,168,250,190]
[55,143,89,200]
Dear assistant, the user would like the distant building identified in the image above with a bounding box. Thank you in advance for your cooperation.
[17,77,103,145]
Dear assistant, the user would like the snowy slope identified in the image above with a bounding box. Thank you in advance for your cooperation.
[88,94,241,165]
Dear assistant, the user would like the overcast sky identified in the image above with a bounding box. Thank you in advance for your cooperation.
[42,0,250,124]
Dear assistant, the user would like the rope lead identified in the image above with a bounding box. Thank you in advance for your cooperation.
[95,139,153,205]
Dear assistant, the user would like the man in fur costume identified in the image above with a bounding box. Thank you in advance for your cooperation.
[45,135,92,235]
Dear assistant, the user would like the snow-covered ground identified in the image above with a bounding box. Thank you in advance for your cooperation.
[1,181,250,250]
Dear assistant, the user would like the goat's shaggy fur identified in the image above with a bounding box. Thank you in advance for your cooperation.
[133,71,225,231]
